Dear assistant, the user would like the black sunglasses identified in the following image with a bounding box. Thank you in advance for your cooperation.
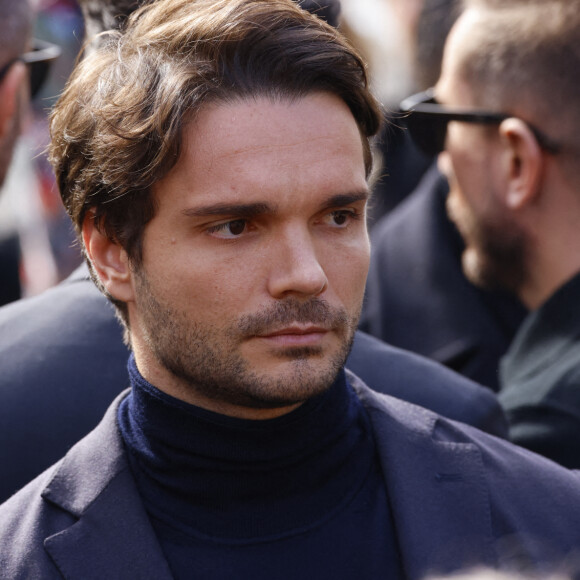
[0,39,61,99]
[400,88,561,157]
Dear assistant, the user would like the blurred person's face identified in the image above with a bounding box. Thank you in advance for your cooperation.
[88,93,370,419]
[0,62,27,187]
[435,10,529,294]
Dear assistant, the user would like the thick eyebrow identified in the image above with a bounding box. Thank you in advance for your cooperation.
[181,202,274,219]
[180,190,369,220]
[320,191,370,211]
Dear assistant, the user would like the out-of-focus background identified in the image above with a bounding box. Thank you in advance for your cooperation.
[0,0,84,303]
[0,0,426,305]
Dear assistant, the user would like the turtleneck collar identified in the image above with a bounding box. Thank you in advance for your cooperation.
[118,355,375,542]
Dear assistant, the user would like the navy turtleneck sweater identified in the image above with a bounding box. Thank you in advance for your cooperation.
[118,356,403,579]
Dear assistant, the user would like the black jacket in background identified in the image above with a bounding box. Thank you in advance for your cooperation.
[499,271,580,468]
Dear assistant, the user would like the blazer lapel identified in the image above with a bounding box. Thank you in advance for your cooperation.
[41,391,173,579]
[44,468,173,580]
[351,373,496,579]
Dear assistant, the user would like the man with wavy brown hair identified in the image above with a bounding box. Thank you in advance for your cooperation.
[0,0,506,507]
[3,0,580,578]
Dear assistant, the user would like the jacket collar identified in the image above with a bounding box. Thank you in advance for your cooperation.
[40,377,495,580]
[348,370,495,578]
[41,389,174,579]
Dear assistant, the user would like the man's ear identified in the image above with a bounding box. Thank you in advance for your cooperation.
[0,62,26,140]
[82,211,136,303]
[498,117,543,210]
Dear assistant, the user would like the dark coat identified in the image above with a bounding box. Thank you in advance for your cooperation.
[1,376,578,580]
[0,265,506,502]
[361,164,527,391]
[499,272,580,468]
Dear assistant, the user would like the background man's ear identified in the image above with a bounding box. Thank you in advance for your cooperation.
[82,212,136,303]
[0,62,27,141]
[498,117,543,210]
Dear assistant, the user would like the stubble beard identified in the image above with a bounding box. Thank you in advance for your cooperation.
[446,189,529,296]
[134,270,359,410]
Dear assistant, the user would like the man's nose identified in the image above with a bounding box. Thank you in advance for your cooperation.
[266,226,328,299]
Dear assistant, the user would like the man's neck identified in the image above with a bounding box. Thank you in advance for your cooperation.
[519,248,580,311]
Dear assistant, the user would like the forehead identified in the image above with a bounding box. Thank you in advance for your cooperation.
[152,92,368,209]
[437,9,482,101]
[187,93,362,166]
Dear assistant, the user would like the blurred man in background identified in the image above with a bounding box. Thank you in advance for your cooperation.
[406,0,580,467]
[0,0,61,304]
[361,0,526,391]
[0,0,33,305]
[0,0,31,188]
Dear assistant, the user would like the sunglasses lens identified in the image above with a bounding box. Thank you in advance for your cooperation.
[404,113,448,157]
[23,40,60,100]
[28,60,50,99]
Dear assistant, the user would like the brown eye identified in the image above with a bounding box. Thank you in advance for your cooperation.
[227,220,246,236]
[320,209,360,229]
[207,219,249,239]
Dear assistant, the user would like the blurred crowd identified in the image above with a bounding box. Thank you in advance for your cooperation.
[0,0,84,302]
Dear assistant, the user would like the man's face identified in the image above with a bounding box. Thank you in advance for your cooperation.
[0,62,27,187]
[435,10,529,294]
[127,93,370,418]
[0,103,20,186]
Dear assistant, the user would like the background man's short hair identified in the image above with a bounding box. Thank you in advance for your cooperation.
[455,0,580,121]
[451,0,580,184]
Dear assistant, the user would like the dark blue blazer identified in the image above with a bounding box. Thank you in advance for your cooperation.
[361,164,527,391]
[0,264,506,502]
[1,376,578,580]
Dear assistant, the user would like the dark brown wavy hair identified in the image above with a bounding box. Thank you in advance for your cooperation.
[50,0,382,270]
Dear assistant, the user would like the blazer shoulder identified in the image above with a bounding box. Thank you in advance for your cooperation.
[350,371,580,532]
[347,334,508,437]
[0,462,71,579]
[0,391,132,578]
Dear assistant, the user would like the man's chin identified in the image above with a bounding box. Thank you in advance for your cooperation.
[462,247,486,287]
[462,246,525,295]
[462,247,503,291]
[208,364,341,412]
[239,348,348,405]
